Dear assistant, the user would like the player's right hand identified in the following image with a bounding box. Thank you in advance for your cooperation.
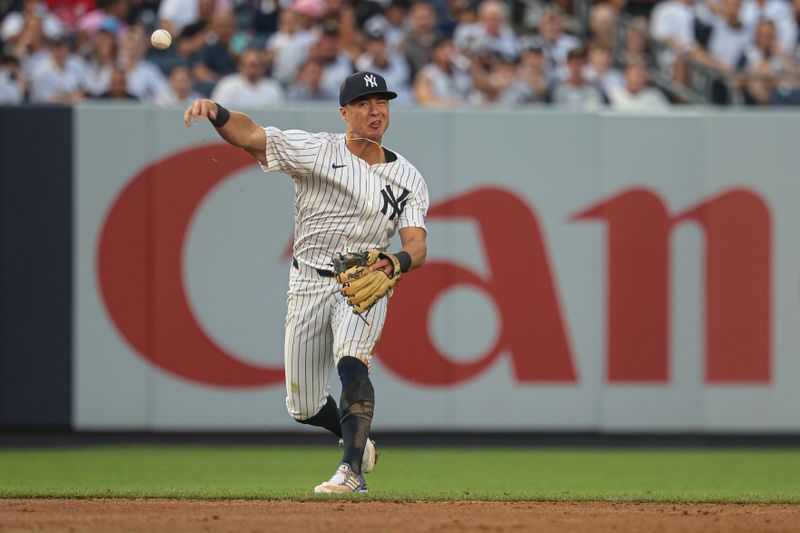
[183,99,218,127]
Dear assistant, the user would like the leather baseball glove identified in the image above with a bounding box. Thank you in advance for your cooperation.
[333,250,401,314]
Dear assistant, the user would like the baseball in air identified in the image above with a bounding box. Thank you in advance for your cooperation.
[150,29,172,50]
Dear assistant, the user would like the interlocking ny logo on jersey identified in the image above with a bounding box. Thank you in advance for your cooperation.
[364,74,378,88]
[380,186,410,220]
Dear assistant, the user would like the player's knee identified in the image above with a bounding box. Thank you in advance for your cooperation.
[289,410,311,423]
[288,394,338,423]
[337,355,369,387]
[285,399,317,422]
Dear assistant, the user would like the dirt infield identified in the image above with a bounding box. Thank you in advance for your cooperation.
[2,499,799,532]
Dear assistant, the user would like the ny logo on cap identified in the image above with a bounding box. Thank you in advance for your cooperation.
[364,74,378,88]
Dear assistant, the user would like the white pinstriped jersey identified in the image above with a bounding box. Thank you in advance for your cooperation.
[259,127,429,269]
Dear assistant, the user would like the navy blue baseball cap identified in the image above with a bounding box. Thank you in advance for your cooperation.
[339,71,398,107]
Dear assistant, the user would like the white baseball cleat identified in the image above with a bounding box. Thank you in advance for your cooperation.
[314,463,367,494]
[362,438,378,474]
[337,438,378,474]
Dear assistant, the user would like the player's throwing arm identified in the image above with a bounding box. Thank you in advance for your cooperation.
[183,99,267,165]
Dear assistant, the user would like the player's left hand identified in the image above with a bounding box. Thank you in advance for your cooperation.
[333,250,401,314]
[369,255,397,277]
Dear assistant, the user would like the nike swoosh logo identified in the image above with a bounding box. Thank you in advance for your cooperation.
[331,163,347,169]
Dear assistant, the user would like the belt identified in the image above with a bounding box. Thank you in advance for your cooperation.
[293,257,334,278]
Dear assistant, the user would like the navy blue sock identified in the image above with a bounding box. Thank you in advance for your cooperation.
[337,357,374,475]
[297,395,342,438]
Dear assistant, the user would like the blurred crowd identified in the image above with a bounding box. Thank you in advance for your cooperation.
[1,0,799,110]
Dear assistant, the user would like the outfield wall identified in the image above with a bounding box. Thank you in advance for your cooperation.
[3,104,800,432]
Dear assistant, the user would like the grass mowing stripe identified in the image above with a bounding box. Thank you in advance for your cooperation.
[1,446,798,503]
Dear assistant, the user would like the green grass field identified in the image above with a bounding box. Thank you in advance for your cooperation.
[1,446,799,503]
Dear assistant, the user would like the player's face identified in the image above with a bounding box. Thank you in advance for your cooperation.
[342,95,390,141]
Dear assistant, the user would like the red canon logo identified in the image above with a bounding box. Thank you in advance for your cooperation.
[98,144,283,387]
[98,145,772,389]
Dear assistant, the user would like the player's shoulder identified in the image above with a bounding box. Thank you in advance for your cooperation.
[387,148,426,181]
[265,127,341,146]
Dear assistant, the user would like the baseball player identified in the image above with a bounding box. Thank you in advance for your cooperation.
[183,71,429,493]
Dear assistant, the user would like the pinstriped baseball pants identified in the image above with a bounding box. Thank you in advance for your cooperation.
[284,259,388,421]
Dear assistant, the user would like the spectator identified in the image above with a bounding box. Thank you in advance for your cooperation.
[47,0,96,31]
[583,41,624,97]
[286,57,329,101]
[76,0,129,40]
[246,0,281,35]
[650,0,695,44]
[453,0,519,58]
[552,46,604,110]
[191,9,239,86]
[176,0,215,60]
[589,1,618,51]
[355,27,413,103]
[608,60,671,111]
[13,13,50,78]
[363,0,409,52]
[325,0,360,58]
[621,15,650,64]
[696,0,750,72]
[650,0,696,83]
[743,19,799,104]
[349,0,383,26]
[83,28,117,96]
[210,48,285,107]
[738,0,797,55]
[490,53,532,105]
[96,66,138,99]
[793,0,800,54]
[1,0,64,45]
[158,0,200,37]
[461,36,502,103]
[0,54,27,103]
[127,0,160,27]
[437,0,476,37]
[28,34,88,103]
[399,1,443,80]
[307,21,353,100]
[319,0,344,23]
[413,35,471,107]
[156,64,203,106]
[517,0,547,30]
[118,24,170,102]
[265,5,319,85]
[537,8,581,72]
[290,0,327,20]
[517,37,553,103]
